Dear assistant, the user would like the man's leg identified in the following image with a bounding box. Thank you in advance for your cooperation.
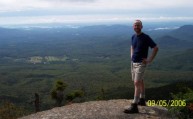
[136,63,146,106]
[138,77,146,106]
[124,63,146,113]
[140,80,145,99]
[124,80,141,113]
[133,80,141,104]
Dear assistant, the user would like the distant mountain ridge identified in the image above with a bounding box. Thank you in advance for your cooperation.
[156,35,193,49]
[0,24,193,63]
[169,25,193,41]
[175,25,193,32]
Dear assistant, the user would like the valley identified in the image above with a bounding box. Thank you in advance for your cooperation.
[0,23,193,114]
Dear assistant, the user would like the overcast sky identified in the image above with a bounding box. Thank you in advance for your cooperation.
[0,0,193,25]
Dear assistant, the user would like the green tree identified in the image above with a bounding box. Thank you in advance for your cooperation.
[66,90,84,103]
[51,80,67,107]
[0,101,26,119]
[97,87,106,100]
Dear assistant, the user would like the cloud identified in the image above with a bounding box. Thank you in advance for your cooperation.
[1,15,193,25]
[0,0,98,12]
[41,0,96,2]
[1,0,193,12]
[151,27,180,31]
[0,0,193,25]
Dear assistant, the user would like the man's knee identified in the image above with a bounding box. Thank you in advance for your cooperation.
[134,80,143,86]
[134,80,140,86]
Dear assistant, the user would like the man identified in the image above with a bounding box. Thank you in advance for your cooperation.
[124,20,159,113]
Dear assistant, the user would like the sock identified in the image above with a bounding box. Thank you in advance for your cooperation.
[132,96,139,104]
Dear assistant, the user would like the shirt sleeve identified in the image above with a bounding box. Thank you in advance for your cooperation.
[147,35,156,48]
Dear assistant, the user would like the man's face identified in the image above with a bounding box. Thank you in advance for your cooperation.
[133,22,142,34]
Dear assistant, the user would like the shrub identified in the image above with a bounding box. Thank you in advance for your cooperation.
[168,88,193,119]
[0,101,26,119]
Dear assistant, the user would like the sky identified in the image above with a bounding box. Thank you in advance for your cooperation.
[0,0,193,25]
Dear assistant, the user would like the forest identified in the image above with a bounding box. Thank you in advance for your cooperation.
[0,23,193,117]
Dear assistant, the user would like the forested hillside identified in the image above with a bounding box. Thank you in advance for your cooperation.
[0,24,193,116]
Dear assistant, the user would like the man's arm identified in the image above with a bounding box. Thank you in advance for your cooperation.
[130,46,133,59]
[143,46,159,64]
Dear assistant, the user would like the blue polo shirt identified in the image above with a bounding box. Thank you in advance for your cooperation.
[131,33,156,63]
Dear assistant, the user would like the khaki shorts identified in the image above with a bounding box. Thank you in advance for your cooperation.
[131,62,146,81]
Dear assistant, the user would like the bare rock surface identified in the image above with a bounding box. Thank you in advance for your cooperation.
[19,99,175,119]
